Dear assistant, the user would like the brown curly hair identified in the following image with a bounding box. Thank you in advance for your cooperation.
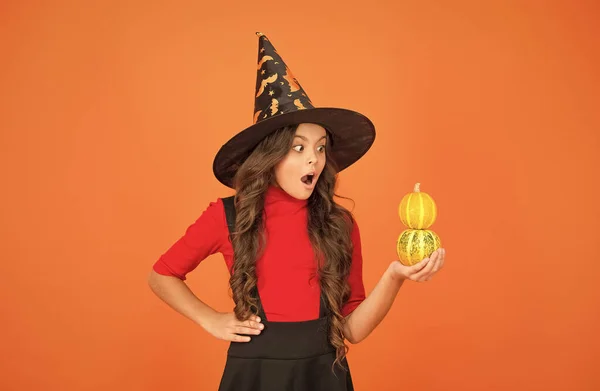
[228,124,355,369]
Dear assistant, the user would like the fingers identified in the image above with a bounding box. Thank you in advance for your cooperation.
[411,250,437,275]
[431,250,442,273]
[229,334,252,343]
[240,318,264,331]
[410,249,444,282]
[234,326,262,335]
[409,256,431,273]
[411,257,436,281]
[228,315,264,343]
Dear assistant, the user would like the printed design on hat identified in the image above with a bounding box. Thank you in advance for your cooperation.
[252,35,315,124]
[282,67,300,93]
[255,73,278,98]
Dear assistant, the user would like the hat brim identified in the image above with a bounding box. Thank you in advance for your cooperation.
[212,107,376,188]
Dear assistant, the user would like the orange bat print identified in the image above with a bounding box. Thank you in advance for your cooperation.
[270,98,279,115]
[294,99,307,110]
[283,67,300,92]
[257,55,274,70]
[255,73,279,97]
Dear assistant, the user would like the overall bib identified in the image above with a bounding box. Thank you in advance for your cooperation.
[218,196,354,391]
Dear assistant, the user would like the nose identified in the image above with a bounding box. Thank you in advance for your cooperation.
[307,150,319,166]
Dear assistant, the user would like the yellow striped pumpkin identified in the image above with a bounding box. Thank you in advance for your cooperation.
[396,229,441,266]
[398,183,437,229]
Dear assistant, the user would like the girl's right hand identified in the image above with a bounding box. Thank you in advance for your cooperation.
[203,312,264,342]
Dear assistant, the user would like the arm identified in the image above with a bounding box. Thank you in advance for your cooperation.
[147,270,218,329]
[148,269,264,341]
[148,200,222,330]
[342,249,445,344]
[148,199,264,341]
[342,263,406,344]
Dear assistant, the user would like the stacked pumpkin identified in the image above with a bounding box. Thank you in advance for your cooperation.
[397,183,442,266]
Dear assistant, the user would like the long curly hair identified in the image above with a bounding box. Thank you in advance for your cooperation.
[229,124,355,369]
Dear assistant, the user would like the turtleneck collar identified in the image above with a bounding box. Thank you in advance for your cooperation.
[264,185,307,215]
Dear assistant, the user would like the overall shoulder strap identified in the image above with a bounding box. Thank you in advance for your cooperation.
[221,195,266,318]
[222,194,327,320]
[221,196,236,239]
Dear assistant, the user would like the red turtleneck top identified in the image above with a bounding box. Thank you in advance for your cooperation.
[152,186,366,322]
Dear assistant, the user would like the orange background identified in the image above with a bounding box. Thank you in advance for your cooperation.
[1,1,599,390]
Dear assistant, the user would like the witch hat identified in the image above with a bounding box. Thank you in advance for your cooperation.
[212,32,376,188]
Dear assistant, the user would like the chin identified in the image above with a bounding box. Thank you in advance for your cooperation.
[292,188,312,200]
[283,185,314,200]
[296,191,312,200]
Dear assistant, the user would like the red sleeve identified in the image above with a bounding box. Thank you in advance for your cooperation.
[341,218,366,317]
[152,198,228,280]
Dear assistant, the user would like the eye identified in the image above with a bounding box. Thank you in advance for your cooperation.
[293,145,304,152]
[317,145,326,153]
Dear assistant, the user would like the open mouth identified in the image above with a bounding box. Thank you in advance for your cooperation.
[301,174,315,186]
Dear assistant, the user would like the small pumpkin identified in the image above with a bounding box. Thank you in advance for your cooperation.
[396,229,441,266]
[399,183,437,229]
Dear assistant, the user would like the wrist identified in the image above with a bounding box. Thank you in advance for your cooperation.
[386,261,407,284]
[194,306,219,330]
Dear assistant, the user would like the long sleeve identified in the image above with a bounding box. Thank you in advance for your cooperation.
[341,218,366,316]
[152,198,228,280]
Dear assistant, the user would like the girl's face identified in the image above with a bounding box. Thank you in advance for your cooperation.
[273,123,327,200]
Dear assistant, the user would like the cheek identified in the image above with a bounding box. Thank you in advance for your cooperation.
[274,155,296,181]
[319,154,327,172]
[273,161,285,181]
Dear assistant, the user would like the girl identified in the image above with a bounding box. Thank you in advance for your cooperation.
[148,33,445,391]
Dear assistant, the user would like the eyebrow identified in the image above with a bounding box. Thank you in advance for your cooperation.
[294,135,327,142]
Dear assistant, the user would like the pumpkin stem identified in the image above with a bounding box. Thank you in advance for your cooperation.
[414,183,420,192]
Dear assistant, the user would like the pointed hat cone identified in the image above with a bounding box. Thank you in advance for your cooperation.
[213,32,375,188]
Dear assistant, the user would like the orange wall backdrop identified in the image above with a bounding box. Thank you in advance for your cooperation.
[1,1,599,390]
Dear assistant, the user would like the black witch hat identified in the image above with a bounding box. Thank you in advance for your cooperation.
[213,32,376,188]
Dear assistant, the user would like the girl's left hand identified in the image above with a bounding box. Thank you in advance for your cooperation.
[389,248,446,282]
